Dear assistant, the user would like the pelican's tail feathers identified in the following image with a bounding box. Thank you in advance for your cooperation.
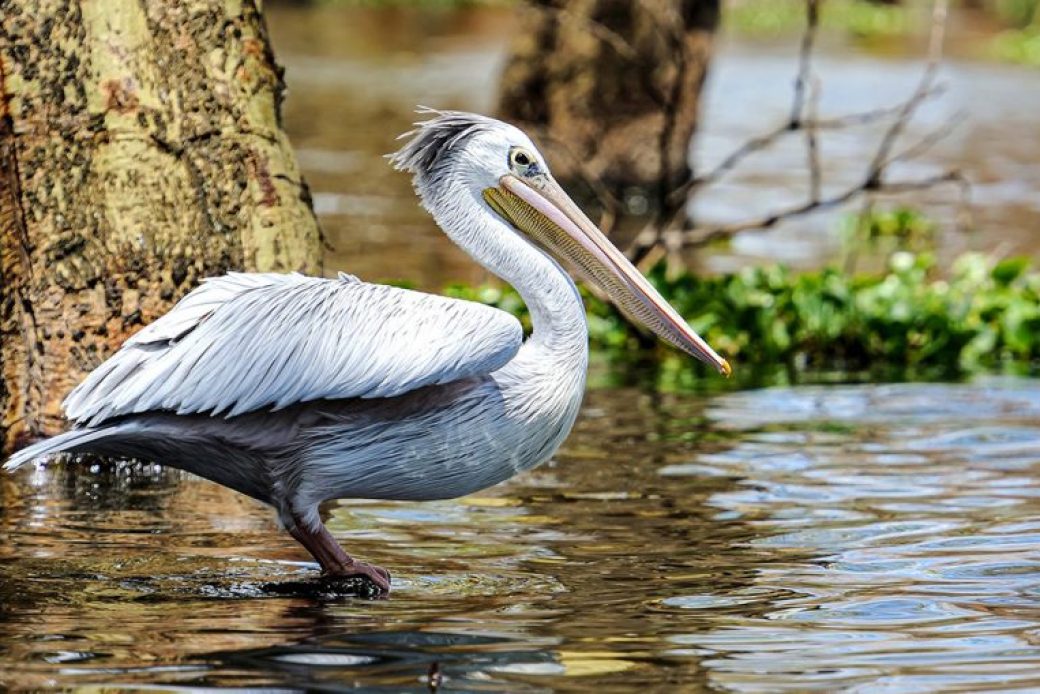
[3,427,109,471]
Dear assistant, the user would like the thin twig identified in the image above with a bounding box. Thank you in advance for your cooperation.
[791,0,821,126]
[806,76,822,203]
[865,0,948,185]
[675,124,789,200]
[669,83,947,204]
[681,170,965,248]
[887,110,965,166]
[815,85,946,127]
[633,0,819,258]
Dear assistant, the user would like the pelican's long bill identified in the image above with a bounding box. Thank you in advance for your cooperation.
[484,174,732,377]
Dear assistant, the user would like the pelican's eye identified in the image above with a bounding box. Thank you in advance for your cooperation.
[509,146,538,176]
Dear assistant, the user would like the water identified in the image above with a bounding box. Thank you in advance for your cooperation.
[4,378,1040,690]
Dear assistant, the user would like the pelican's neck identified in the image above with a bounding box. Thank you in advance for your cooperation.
[423,179,587,354]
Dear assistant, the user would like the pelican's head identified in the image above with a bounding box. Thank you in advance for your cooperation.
[390,108,730,376]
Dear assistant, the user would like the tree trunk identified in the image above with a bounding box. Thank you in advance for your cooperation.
[0,0,322,452]
[497,0,719,216]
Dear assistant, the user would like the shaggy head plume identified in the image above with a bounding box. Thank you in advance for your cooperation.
[388,107,500,185]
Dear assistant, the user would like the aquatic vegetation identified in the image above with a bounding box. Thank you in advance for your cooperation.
[728,0,1040,67]
[991,26,1040,66]
[725,0,915,39]
[991,0,1040,29]
[981,0,1040,64]
[445,250,1040,380]
[843,206,935,245]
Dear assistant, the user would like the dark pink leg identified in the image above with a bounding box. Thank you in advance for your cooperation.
[288,515,391,593]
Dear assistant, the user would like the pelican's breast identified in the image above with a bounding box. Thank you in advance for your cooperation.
[292,337,587,505]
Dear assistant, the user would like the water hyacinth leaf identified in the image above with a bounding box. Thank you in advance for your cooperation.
[992,257,1030,286]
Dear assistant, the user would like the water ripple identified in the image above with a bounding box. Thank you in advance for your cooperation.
[5,379,1040,690]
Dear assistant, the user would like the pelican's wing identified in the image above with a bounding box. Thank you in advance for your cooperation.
[63,272,523,426]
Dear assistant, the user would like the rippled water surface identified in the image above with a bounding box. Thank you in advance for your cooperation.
[4,379,1040,690]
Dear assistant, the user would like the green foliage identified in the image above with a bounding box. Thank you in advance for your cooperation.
[991,26,1040,65]
[987,0,1040,65]
[851,206,934,243]
[727,0,1040,67]
[839,206,936,269]
[444,250,1040,382]
[725,0,913,40]
[991,0,1040,28]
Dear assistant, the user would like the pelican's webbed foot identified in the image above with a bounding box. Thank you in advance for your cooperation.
[288,513,391,595]
[324,559,391,593]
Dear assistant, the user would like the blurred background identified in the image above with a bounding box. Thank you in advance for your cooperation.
[269,0,1039,285]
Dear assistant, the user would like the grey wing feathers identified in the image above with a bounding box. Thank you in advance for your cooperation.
[63,273,523,426]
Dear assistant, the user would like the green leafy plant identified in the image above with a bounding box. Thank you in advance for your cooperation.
[725,0,914,39]
[445,250,1040,383]
[992,26,1040,65]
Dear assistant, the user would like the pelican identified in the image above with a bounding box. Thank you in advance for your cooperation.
[4,110,729,593]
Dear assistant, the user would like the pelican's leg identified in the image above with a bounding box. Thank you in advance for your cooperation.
[288,514,391,593]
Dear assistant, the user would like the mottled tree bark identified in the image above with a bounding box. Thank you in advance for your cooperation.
[0,0,322,452]
[498,0,719,214]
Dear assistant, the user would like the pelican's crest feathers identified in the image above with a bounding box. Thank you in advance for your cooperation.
[388,107,499,182]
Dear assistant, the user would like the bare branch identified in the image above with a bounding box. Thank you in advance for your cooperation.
[806,76,822,203]
[791,0,821,126]
[662,0,817,214]
[680,170,966,248]
[627,0,967,262]
[888,110,965,166]
[864,0,949,185]
[814,85,947,127]
[671,83,948,203]
[635,0,824,257]
[675,124,789,200]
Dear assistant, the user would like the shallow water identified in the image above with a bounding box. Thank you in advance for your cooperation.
[4,378,1040,690]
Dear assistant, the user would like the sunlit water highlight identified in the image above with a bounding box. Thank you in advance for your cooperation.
[3,379,1040,690]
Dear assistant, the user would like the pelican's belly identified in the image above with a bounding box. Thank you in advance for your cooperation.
[295,367,584,504]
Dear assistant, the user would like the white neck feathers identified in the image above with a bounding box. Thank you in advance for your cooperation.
[421,177,588,355]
